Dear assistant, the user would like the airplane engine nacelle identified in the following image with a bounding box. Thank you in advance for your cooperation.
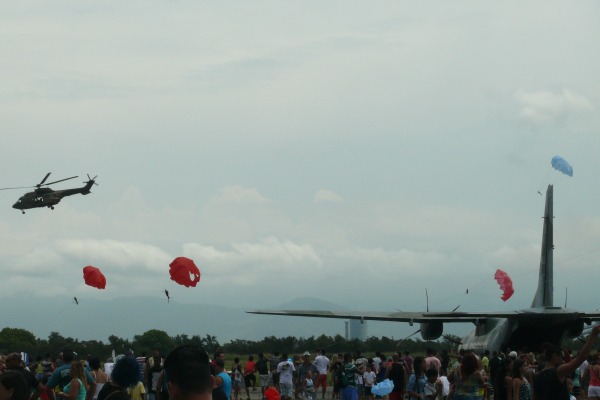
[420,321,443,341]
[566,320,584,338]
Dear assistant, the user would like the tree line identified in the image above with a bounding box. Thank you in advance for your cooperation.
[1,327,584,361]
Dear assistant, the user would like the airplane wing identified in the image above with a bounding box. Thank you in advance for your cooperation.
[247,309,600,324]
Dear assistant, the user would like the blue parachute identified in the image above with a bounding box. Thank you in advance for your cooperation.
[551,156,573,177]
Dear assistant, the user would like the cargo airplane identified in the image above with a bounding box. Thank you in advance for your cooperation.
[248,185,600,351]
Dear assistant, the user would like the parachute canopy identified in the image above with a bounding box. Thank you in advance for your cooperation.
[551,156,573,177]
[83,266,106,289]
[169,257,201,287]
[371,379,394,396]
[494,269,514,302]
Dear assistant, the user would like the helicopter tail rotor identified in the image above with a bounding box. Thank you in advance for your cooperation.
[86,174,99,186]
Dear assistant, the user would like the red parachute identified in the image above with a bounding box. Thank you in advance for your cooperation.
[169,257,201,287]
[83,266,106,289]
[494,269,514,302]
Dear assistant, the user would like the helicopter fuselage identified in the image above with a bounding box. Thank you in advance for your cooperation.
[12,181,95,212]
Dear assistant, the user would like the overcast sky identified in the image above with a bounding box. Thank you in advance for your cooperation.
[1,2,599,339]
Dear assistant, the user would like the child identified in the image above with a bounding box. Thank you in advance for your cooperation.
[424,368,442,400]
[304,371,316,400]
[363,365,376,400]
[234,364,246,400]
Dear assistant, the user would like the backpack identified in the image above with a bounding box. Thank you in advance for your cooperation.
[335,365,349,388]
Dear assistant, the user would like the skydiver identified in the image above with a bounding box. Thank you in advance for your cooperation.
[73,297,78,305]
[165,289,170,303]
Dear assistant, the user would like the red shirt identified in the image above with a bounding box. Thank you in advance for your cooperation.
[244,361,256,375]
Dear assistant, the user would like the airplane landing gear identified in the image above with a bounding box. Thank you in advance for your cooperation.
[22,210,25,214]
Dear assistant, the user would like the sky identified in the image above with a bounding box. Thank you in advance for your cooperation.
[1,1,600,340]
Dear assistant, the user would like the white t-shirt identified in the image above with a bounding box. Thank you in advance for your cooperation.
[439,376,450,397]
[580,360,589,378]
[363,372,376,387]
[278,361,295,385]
[372,357,382,373]
[314,355,330,375]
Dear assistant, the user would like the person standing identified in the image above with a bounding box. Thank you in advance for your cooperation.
[146,350,164,400]
[341,353,364,400]
[535,325,600,400]
[277,354,295,400]
[385,353,406,400]
[4,353,42,400]
[215,358,232,400]
[314,350,330,400]
[269,352,281,390]
[511,358,532,400]
[297,354,319,400]
[244,355,257,397]
[255,354,270,400]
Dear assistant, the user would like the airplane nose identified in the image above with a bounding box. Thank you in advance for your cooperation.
[12,203,18,209]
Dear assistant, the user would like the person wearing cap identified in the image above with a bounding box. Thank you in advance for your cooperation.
[4,353,42,400]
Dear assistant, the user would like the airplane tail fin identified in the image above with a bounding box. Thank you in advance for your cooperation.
[531,185,553,308]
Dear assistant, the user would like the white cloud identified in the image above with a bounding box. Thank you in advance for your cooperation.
[55,238,171,272]
[314,189,343,203]
[215,186,271,204]
[514,89,593,125]
[184,237,322,269]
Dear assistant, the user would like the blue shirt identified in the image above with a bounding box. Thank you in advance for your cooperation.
[218,372,232,400]
[47,364,95,390]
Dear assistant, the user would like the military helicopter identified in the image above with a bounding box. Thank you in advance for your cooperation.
[0,173,98,214]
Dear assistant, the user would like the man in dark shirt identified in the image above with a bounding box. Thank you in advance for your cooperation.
[535,325,600,400]
[5,353,43,400]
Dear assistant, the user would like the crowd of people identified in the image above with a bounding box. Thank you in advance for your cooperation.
[0,325,599,400]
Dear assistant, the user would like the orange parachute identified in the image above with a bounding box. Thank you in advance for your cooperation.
[169,257,201,287]
[494,269,514,302]
[83,266,106,289]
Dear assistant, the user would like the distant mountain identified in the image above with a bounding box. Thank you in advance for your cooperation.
[0,296,470,342]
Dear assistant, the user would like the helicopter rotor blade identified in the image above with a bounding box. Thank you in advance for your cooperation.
[0,185,36,191]
[37,172,52,187]
[42,176,78,186]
